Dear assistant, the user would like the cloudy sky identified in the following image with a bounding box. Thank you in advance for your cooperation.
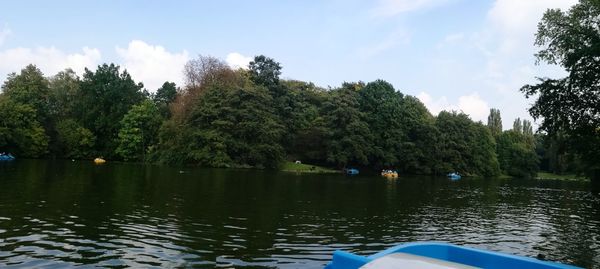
[0,0,576,127]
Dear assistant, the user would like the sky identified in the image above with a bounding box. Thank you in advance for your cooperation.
[0,0,577,128]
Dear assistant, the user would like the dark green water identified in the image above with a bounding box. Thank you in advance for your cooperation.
[0,160,599,268]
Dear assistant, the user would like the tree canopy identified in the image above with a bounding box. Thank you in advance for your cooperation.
[521,0,600,178]
[0,54,543,178]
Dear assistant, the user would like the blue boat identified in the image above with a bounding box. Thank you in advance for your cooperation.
[326,242,581,269]
[0,153,15,161]
[345,168,359,175]
[447,172,461,180]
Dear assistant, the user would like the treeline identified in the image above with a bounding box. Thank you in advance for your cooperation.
[0,55,548,177]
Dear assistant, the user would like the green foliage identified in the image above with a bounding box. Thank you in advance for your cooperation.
[116,100,162,161]
[521,0,600,176]
[154,81,178,117]
[322,82,373,167]
[155,70,284,169]
[0,97,48,157]
[55,119,95,159]
[154,82,178,104]
[487,108,502,137]
[513,118,522,134]
[396,96,437,174]
[249,55,282,87]
[76,63,144,157]
[497,130,539,178]
[1,64,50,121]
[48,69,80,119]
[280,80,328,162]
[0,56,542,177]
[358,80,404,167]
[434,111,500,176]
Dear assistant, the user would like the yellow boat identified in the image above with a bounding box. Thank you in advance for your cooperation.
[381,170,398,178]
[94,158,106,164]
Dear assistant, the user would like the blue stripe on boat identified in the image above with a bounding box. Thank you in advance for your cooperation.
[325,242,581,269]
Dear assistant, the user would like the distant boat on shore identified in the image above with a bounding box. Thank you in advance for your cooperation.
[0,153,15,161]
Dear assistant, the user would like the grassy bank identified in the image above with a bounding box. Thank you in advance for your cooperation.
[280,162,339,174]
[536,172,589,181]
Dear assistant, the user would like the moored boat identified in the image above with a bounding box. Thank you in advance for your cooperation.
[325,242,580,269]
[345,168,359,175]
[0,153,15,161]
[94,157,106,164]
[381,170,398,178]
[447,172,461,180]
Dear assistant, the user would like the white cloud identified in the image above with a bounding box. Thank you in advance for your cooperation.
[488,0,576,37]
[0,46,101,80]
[0,25,11,46]
[417,91,490,122]
[226,52,252,70]
[116,40,189,92]
[371,0,451,17]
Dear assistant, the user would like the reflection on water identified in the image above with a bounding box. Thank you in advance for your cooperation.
[0,160,598,268]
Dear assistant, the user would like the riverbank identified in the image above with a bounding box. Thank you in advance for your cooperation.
[536,172,589,181]
[280,162,339,174]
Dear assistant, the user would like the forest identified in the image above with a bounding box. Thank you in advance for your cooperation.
[0,55,569,178]
[2,0,599,178]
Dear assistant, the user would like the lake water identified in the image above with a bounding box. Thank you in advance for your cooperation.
[0,160,598,268]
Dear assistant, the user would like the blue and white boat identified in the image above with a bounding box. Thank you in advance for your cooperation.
[447,172,461,180]
[326,242,580,269]
[345,168,359,175]
[0,153,15,161]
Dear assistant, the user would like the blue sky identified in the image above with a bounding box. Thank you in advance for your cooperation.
[0,0,576,127]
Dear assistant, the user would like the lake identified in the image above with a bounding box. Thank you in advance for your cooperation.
[0,160,598,268]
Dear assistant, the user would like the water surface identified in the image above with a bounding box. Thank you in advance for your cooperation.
[0,160,598,268]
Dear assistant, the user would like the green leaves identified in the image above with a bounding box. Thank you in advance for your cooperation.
[522,0,600,175]
[0,97,48,157]
[116,100,162,162]
[77,63,145,157]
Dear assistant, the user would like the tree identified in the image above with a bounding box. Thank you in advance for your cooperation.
[1,64,50,122]
[0,97,48,157]
[76,63,145,157]
[358,80,405,167]
[55,119,95,159]
[434,111,500,176]
[497,130,539,178]
[154,81,177,104]
[513,118,522,133]
[48,69,80,120]
[521,0,600,178]
[322,82,373,167]
[116,100,162,161]
[397,96,437,174]
[154,81,178,117]
[487,108,502,137]
[522,119,533,136]
[249,55,282,88]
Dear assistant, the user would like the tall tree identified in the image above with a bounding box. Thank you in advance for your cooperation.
[323,82,373,167]
[76,63,144,157]
[153,81,178,117]
[1,64,50,122]
[487,108,502,137]
[522,119,533,136]
[0,97,48,157]
[48,69,80,120]
[358,80,404,167]
[116,100,162,161]
[434,111,500,176]
[521,0,600,178]
[513,118,522,134]
[249,55,282,88]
